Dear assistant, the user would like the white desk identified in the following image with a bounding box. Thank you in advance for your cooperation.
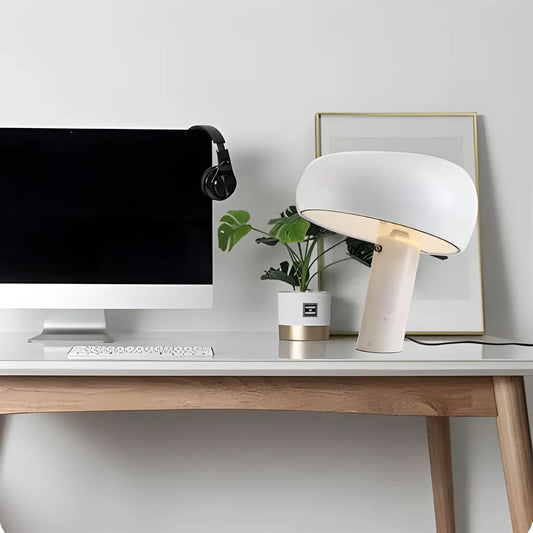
[0,331,532,533]
[0,331,532,376]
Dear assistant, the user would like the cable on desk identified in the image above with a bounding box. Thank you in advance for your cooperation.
[405,336,533,347]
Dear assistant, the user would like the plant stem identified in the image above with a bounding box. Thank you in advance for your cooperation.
[251,226,301,282]
[307,256,352,284]
[296,241,306,291]
[250,227,273,238]
[308,237,347,270]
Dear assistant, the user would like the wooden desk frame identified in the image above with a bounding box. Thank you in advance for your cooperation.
[1,375,532,533]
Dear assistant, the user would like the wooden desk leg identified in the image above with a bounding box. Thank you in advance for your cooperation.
[427,416,456,533]
[494,376,533,533]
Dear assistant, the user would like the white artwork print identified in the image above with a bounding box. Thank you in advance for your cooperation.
[317,114,484,334]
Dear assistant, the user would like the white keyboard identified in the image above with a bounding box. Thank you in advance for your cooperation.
[68,345,214,361]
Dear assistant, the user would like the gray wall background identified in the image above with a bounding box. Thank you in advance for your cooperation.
[0,1,532,531]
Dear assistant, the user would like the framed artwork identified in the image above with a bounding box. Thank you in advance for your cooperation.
[316,112,484,335]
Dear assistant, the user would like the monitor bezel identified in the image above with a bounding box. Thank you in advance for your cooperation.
[0,126,214,311]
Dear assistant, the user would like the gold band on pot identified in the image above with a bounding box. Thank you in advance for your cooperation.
[278,325,330,341]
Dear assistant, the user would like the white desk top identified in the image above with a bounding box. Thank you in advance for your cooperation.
[0,331,532,376]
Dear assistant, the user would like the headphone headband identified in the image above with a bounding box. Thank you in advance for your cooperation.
[189,124,226,145]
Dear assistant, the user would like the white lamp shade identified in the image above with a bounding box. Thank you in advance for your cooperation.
[296,151,478,254]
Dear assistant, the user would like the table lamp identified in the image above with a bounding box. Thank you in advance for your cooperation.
[296,151,478,353]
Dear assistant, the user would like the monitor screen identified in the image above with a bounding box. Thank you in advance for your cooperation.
[0,128,213,285]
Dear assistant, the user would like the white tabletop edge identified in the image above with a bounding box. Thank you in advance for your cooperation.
[0,331,532,376]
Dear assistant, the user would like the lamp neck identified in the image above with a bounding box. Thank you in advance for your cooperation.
[356,234,420,353]
[378,221,421,250]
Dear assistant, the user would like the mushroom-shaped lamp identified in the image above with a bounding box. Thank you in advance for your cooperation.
[296,151,478,353]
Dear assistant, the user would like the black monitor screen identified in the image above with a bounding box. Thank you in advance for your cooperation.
[0,128,213,284]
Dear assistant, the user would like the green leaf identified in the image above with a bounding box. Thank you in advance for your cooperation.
[267,206,310,244]
[306,222,333,238]
[261,261,298,288]
[226,210,250,224]
[279,205,331,239]
[346,237,374,267]
[217,210,252,251]
[268,213,310,244]
[255,236,279,246]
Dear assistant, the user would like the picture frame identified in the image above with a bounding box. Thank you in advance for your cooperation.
[316,112,484,335]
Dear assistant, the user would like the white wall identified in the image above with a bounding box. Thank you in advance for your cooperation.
[0,1,532,531]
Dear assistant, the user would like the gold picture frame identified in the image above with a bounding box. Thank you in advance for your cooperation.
[315,112,484,335]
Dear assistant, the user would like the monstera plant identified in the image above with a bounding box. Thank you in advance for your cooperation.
[217,205,374,292]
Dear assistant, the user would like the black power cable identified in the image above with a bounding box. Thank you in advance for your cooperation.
[406,336,533,348]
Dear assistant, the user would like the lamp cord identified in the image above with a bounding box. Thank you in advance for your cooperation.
[405,336,533,348]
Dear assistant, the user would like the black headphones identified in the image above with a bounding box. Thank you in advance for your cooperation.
[189,125,237,201]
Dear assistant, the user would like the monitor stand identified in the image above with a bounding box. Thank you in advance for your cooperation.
[28,310,113,344]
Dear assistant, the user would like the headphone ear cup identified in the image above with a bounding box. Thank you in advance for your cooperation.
[216,171,236,199]
[200,166,218,199]
[201,165,236,201]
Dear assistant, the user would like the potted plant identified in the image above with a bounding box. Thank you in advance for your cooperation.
[218,206,373,340]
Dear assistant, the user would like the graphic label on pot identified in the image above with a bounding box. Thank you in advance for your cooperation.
[303,303,318,317]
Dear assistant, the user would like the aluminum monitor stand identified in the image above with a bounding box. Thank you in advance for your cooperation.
[28,310,113,344]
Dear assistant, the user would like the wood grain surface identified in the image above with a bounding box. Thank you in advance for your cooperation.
[494,376,533,533]
[427,416,456,533]
[0,376,496,416]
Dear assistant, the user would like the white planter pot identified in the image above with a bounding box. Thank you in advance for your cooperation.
[277,291,331,341]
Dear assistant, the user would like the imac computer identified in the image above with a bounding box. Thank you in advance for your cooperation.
[0,127,214,342]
